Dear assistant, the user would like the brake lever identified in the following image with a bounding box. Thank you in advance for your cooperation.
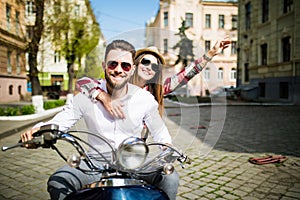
[2,136,44,151]
[2,124,60,151]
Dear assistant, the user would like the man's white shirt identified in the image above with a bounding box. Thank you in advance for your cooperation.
[35,81,171,149]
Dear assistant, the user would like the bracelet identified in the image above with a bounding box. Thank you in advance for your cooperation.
[203,54,213,61]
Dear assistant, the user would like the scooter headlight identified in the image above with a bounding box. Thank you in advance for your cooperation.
[117,137,148,170]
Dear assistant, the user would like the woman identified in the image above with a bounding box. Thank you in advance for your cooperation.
[77,37,231,119]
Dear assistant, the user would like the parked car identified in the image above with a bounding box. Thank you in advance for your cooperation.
[210,86,234,97]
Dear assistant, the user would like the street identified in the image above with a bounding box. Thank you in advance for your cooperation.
[0,105,300,200]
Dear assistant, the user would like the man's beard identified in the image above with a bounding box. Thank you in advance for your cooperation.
[105,71,129,90]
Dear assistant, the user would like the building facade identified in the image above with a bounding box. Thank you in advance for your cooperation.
[237,0,300,104]
[0,0,27,102]
[25,0,102,94]
[146,0,238,96]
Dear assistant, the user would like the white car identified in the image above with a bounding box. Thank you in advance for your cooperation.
[210,86,233,97]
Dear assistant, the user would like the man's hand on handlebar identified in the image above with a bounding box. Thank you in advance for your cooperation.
[20,127,40,148]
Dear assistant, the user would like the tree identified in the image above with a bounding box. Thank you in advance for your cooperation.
[77,46,104,79]
[27,0,45,95]
[47,0,100,93]
[173,19,194,67]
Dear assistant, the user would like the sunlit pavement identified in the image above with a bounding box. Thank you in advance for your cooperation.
[0,104,300,199]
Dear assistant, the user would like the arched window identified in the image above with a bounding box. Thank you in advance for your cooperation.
[218,67,223,80]
[9,85,13,95]
[204,68,210,80]
[18,85,22,95]
[230,68,237,80]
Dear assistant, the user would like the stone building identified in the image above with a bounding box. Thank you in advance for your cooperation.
[237,0,300,104]
[146,0,238,96]
[0,0,27,102]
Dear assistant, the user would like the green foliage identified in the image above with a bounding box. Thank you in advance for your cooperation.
[0,100,65,116]
[2,107,20,116]
[76,47,104,79]
[21,105,35,115]
[44,99,66,110]
[0,105,35,116]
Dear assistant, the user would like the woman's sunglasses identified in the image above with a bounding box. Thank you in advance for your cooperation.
[107,61,132,72]
[140,58,160,72]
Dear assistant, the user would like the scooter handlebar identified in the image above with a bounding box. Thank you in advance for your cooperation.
[2,124,60,151]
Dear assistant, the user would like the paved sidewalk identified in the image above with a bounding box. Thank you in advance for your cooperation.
[0,102,300,199]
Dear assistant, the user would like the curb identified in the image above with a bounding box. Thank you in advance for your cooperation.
[0,107,63,121]
[164,98,295,107]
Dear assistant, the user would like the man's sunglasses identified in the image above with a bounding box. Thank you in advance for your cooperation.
[107,61,132,72]
[140,58,160,72]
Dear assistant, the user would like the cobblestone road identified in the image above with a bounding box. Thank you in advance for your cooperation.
[0,105,300,200]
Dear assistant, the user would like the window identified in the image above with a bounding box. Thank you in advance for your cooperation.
[204,68,210,80]
[51,75,63,86]
[16,53,21,75]
[9,85,13,95]
[26,0,35,16]
[163,39,168,54]
[283,0,293,13]
[6,4,11,31]
[259,82,265,97]
[164,12,168,27]
[205,41,210,52]
[230,68,236,80]
[245,2,251,30]
[54,50,61,63]
[231,15,238,30]
[18,85,22,95]
[205,14,211,28]
[218,68,223,80]
[279,82,289,99]
[218,15,225,29]
[16,11,20,35]
[261,44,268,65]
[262,0,269,23]
[7,51,12,74]
[231,41,237,55]
[185,13,193,28]
[244,63,249,82]
[282,36,291,62]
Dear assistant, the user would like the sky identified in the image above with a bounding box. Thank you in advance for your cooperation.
[89,0,160,46]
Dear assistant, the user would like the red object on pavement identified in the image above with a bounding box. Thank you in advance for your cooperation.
[190,125,207,129]
[248,155,287,165]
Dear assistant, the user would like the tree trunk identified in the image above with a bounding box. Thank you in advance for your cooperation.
[67,62,75,94]
[28,0,45,96]
[28,52,42,95]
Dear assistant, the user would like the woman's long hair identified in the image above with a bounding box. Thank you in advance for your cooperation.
[131,54,164,117]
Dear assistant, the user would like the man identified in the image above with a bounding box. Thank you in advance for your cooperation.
[21,40,179,200]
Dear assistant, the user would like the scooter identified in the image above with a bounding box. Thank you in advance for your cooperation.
[2,124,191,200]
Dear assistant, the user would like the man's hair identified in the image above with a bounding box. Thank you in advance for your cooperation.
[104,40,136,62]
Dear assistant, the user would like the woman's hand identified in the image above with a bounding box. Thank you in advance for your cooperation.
[97,92,125,119]
[208,36,231,57]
